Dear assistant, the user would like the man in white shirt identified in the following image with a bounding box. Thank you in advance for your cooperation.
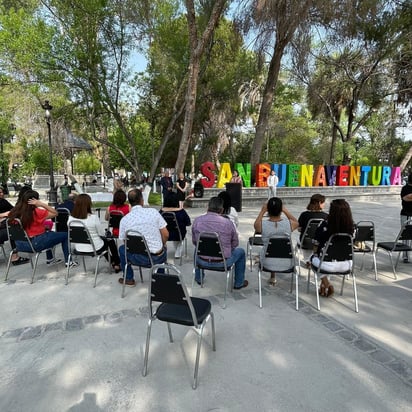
[118,188,168,287]
[267,170,279,198]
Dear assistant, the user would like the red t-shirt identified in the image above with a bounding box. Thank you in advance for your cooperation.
[26,208,48,238]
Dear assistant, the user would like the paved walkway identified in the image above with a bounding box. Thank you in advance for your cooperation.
[1,198,412,411]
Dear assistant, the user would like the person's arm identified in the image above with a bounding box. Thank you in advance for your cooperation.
[254,204,267,233]
[282,206,299,231]
[104,207,110,221]
[160,227,169,245]
[28,198,58,219]
[402,193,412,201]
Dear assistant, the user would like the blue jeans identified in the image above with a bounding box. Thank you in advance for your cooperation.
[16,231,69,262]
[195,247,246,288]
[119,244,167,280]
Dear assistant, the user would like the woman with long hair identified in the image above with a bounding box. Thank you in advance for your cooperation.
[104,189,130,238]
[312,199,355,297]
[69,193,121,272]
[218,191,239,228]
[8,190,71,265]
[254,197,299,286]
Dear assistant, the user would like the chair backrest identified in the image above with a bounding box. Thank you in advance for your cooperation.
[196,231,225,260]
[398,218,412,242]
[161,211,183,241]
[262,235,295,271]
[124,229,154,267]
[6,218,35,252]
[148,263,198,325]
[56,207,70,232]
[300,218,323,249]
[354,221,375,243]
[68,220,96,253]
[321,233,353,262]
[108,210,124,231]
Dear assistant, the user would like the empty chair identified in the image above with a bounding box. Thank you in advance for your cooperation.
[55,207,70,232]
[193,231,234,308]
[258,234,299,310]
[66,220,109,287]
[295,218,323,276]
[353,220,377,280]
[246,231,264,271]
[308,233,358,312]
[5,218,56,283]
[375,219,412,279]
[142,263,216,389]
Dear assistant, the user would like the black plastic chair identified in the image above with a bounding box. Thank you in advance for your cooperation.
[375,218,412,279]
[142,263,216,389]
[258,235,299,310]
[160,211,187,265]
[5,218,55,283]
[121,230,152,298]
[107,210,124,239]
[353,220,377,280]
[193,231,233,308]
[246,231,264,271]
[67,220,109,287]
[308,233,358,312]
[55,207,70,232]
[295,218,323,276]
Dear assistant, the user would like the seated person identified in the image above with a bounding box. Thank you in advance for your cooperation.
[218,191,239,229]
[254,197,299,286]
[160,192,191,259]
[192,197,247,289]
[68,194,121,272]
[311,199,355,297]
[104,190,130,238]
[298,193,328,243]
[56,192,77,213]
[8,190,71,266]
[118,189,168,287]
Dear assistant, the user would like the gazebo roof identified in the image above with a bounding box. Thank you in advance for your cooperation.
[66,130,92,151]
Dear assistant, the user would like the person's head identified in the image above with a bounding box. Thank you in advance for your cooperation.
[68,193,77,202]
[232,170,239,177]
[327,199,354,235]
[112,189,127,206]
[270,170,276,175]
[0,187,4,197]
[179,172,184,179]
[408,173,412,185]
[218,191,232,215]
[71,193,92,219]
[8,189,39,228]
[163,192,179,208]
[128,188,143,207]
[16,185,32,205]
[306,194,326,211]
[164,171,169,177]
[266,197,282,217]
[207,197,224,214]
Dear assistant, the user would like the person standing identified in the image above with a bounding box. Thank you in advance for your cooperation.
[118,188,168,287]
[160,171,173,202]
[267,170,278,199]
[230,170,243,185]
[192,197,248,289]
[400,173,412,263]
[176,172,189,209]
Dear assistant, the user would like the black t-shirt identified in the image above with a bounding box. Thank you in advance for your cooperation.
[298,210,328,241]
[400,184,412,216]
[0,198,14,214]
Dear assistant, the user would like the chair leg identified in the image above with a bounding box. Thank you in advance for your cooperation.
[306,267,311,293]
[223,271,229,309]
[82,256,87,273]
[121,264,127,298]
[340,275,345,295]
[388,252,398,279]
[66,253,72,285]
[192,323,205,390]
[93,255,103,288]
[258,269,262,308]
[352,274,359,313]
[294,271,299,311]
[0,245,6,262]
[314,274,320,311]
[142,318,153,377]
[30,252,41,284]
[4,250,14,281]
[210,313,216,351]
[139,266,144,283]
[372,252,378,281]
[167,322,174,342]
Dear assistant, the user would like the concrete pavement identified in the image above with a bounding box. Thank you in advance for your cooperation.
[1,197,412,411]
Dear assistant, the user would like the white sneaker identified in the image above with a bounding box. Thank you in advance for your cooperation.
[66,261,79,268]
[47,258,63,265]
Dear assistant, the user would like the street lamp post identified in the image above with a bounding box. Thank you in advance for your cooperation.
[41,100,57,206]
[355,138,360,166]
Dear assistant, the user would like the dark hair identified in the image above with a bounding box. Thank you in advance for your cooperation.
[408,173,412,184]
[15,185,32,206]
[163,192,179,208]
[267,197,282,217]
[218,191,232,214]
[208,197,224,213]
[8,189,40,228]
[307,194,326,211]
[71,193,92,219]
[113,190,127,206]
[327,199,354,235]
[233,170,239,176]
[128,188,143,206]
